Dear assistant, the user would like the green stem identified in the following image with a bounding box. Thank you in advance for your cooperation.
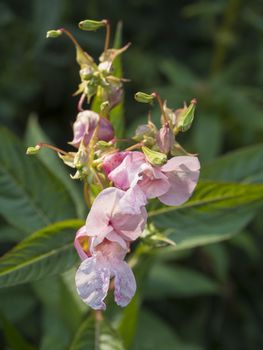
[211,0,241,75]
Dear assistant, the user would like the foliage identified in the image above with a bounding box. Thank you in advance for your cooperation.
[0,0,263,349]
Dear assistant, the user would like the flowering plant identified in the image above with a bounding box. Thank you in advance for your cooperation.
[0,16,262,350]
[27,19,200,310]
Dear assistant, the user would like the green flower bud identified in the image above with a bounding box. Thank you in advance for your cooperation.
[142,146,167,166]
[46,30,62,38]
[79,19,105,31]
[176,98,197,132]
[26,145,41,155]
[100,101,110,114]
[134,92,154,104]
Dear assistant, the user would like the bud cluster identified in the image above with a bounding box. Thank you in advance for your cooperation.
[27,19,200,310]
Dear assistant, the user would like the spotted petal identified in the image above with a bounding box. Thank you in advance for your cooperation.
[113,261,136,307]
[75,255,110,310]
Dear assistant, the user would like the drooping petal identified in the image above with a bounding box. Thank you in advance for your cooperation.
[75,255,110,310]
[113,260,136,307]
[158,156,200,206]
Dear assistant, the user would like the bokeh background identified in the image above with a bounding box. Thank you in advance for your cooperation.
[0,0,263,349]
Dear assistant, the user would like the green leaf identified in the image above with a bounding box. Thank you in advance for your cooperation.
[0,285,36,322]
[149,181,263,250]
[201,143,263,182]
[69,314,125,350]
[144,264,219,299]
[25,116,85,218]
[193,113,223,161]
[0,313,37,350]
[0,219,83,288]
[132,310,202,350]
[39,307,71,350]
[0,127,78,234]
[33,271,85,334]
[118,293,140,349]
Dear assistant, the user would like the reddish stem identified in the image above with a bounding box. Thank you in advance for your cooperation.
[37,143,67,155]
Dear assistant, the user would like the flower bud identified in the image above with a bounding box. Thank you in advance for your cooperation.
[142,146,167,166]
[100,101,110,114]
[79,67,94,80]
[134,92,154,104]
[156,125,174,154]
[175,99,197,132]
[78,19,106,31]
[46,29,62,38]
[70,111,114,148]
[26,145,41,155]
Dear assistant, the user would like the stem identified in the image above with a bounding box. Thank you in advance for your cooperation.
[83,182,91,208]
[78,92,86,112]
[125,142,143,151]
[92,168,105,190]
[103,20,111,52]
[211,0,240,75]
[37,142,67,155]
[59,28,84,50]
[152,91,168,123]
[95,310,103,321]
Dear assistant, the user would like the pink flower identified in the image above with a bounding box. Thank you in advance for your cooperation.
[75,231,136,310]
[70,110,114,148]
[104,151,200,206]
[83,186,147,249]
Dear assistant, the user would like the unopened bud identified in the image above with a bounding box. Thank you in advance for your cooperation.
[176,99,197,132]
[79,19,106,31]
[46,30,62,38]
[100,101,110,114]
[156,125,174,154]
[142,146,167,166]
[135,92,154,104]
[80,67,94,80]
[26,145,41,155]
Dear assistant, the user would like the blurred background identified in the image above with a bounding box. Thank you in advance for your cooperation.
[0,0,263,349]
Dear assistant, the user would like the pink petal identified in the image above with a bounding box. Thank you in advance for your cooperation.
[85,187,121,237]
[113,261,136,307]
[108,152,145,190]
[75,255,110,310]
[70,111,99,148]
[138,163,170,198]
[74,225,90,260]
[97,117,114,142]
[158,156,200,206]
[111,187,148,241]
[161,156,200,173]
[102,151,129,176]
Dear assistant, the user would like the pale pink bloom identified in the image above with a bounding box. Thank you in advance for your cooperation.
[75,233,136,310]
[70,110,114,148]
[104,151,200,206]
[84,187,147,249]
[102,151,130,176]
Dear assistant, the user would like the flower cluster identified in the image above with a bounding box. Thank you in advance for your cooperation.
[27,19,200,310]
